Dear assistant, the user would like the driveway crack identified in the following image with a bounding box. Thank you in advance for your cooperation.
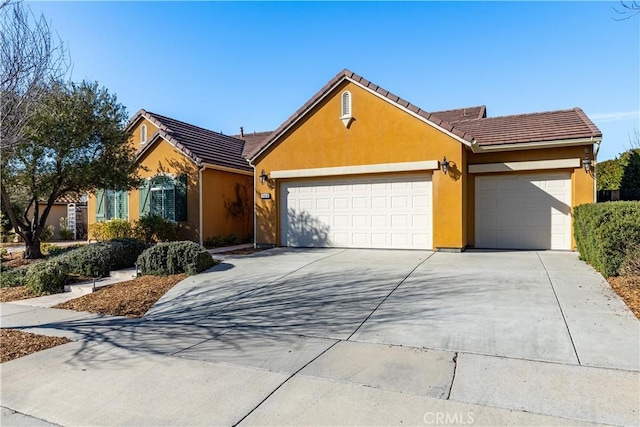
[536,252,581,365]
[446,352,458,399]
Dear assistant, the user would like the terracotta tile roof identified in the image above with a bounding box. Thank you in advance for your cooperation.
[55,194,84,204]
[233,131,273,158]
[38,194,85,205]
[131,110,251,172]
[455,108,602,146]
[246,69,602,159]
[431,106,486,123]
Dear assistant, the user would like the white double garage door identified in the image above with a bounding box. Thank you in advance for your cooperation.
[280,172,572,250]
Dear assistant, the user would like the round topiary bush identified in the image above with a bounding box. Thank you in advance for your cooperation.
[137,241,216,276]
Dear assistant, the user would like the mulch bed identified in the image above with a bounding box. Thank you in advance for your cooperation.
[608,276,640,320]
[0,286,37,303]
[218,247,267,256]
[1,329,71,363]
[54,274,186,318]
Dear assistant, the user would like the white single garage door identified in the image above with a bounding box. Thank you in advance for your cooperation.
[281,175,432,249]
[475,173,572,250]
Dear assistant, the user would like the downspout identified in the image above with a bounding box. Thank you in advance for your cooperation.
[198,165,204,245]
[593,138,602,203]
[248,159,257,249]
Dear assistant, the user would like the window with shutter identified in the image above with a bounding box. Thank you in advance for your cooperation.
[139,180,150,217]
[175,174,188,221]
[149,175,178,221]
[95,189,105,222]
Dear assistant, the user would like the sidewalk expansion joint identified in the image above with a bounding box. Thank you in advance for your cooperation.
[232,339,342,426]
[536,252,581,365]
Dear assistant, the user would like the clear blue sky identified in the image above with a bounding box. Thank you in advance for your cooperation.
[28,1,640,161]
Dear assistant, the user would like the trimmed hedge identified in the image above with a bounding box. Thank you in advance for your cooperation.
[54,238,148,278]
[137,241,215,276]
[0,267,29,288]
[573,201,640,277]
[25,260,70,295]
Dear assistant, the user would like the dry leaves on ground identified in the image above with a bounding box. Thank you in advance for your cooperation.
[0,286,37,303]
[54,274,186,318]
[608,276,640,320]
[1,329,71,363]
[1,253,42,269]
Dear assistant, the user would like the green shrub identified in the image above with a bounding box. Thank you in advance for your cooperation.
[40,225,54,242]
[40,242,57,255]
[573,201,640,277]
[103,219,134,239]
[135,215,179,243]
[0,267,28,288]
[88,222,105,242]
[25,260,70,295]
[137,241,215,276]
[59,217,74,240]
[46,243,83,258]
[105,238,148,270]
[59,244,111,277]
[54,238,147,277]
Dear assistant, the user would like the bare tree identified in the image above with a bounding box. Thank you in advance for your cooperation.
[1,0,69,149]
[0,0,69,256]
[613,1,640,20]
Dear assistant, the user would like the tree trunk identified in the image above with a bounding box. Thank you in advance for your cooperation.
[22,231,43,259]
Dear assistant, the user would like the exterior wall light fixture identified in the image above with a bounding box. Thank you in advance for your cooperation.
[441,157,450,175]
[582,155,592,172]
[259,170,269,185]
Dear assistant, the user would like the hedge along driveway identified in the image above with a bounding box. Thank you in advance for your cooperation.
[573,201,640,277]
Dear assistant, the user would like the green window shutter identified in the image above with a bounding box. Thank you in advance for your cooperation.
[106,190,115,220]
[95,189,105,222]
[175,174,187,222]
[117,191,128,219]
[139,180,150,217]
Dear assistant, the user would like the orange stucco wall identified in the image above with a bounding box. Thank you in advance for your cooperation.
[466,145,595,249]
[201,168,253,242]
[254,80,466,249]
[88,117,254,243]
[253,80,595,251]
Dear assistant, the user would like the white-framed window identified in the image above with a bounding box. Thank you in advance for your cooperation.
[140,124,147,144]
[150,177,176,221]
[139,174,187,222]
[95,189,128,222]
[341,91,352,117]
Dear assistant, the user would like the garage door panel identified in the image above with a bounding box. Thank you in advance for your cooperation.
[475,173,571,250]
[282,175,432,249]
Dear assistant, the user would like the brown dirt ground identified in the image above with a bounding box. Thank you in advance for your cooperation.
[54,274,186,318]
[0,286,37,302]
[1,329,71,363]
[608,275,640,320]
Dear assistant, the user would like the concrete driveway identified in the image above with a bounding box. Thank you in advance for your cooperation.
[1,249,639,426]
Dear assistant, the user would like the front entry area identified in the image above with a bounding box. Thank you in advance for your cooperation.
[280,174,433,249]
[475,172,572,250]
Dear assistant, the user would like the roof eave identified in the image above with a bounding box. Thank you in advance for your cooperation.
[473,136,602,153]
